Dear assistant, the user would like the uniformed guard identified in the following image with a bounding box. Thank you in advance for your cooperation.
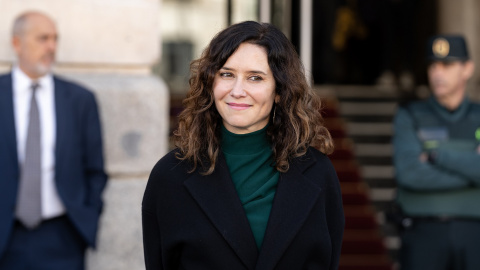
[393,34,480,270]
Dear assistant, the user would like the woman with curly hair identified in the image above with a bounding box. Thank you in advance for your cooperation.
[142,21,344,270]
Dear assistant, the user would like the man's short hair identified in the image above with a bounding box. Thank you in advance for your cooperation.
[11,11,53,37]
[11,13,31,37]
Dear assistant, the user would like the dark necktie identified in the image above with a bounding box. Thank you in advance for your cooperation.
[16,83,42,229]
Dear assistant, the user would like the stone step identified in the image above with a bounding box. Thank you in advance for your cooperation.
[361,165,395,179]
[357,157,393,166]
[383,236,401,250]
[343,115,394,123]
[363,178,397,189]
[349,135,392,144]
[340,102,398,116]
[320,85,401,267]
[339,254,394,270]
[369,188,396,202]
[346,122,393,136]
[315,85,400,99]
[354,143,393,157]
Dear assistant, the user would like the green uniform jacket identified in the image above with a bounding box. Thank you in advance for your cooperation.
[393,97,480,218]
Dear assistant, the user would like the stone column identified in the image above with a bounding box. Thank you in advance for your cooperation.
[438,0,480,100]
[300,0,313,85]
[0,1,169,269]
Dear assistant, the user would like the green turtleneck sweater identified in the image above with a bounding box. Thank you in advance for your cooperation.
[221,125,279,249]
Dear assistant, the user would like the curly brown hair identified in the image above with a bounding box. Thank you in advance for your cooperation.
[174,21,333,175]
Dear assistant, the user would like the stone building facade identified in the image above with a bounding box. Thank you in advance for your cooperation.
[438,0,480,100]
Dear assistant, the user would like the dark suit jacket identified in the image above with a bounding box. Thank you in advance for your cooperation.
[142,147,344,270]
[0,73,107,258]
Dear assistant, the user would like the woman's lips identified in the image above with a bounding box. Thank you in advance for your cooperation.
[228,103,251,110]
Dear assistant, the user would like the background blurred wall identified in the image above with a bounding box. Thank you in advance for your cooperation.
[0,0,169,269]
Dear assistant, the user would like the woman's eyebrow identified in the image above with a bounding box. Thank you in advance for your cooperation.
[220,66,268,75]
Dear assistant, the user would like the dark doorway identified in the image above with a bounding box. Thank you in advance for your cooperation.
[290,0,437,86]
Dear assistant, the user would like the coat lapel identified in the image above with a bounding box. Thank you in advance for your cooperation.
[183,154,259,270]
[256,151,321,270]
[0,74,18,170]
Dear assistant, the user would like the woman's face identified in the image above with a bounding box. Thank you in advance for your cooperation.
[213,42,277,134]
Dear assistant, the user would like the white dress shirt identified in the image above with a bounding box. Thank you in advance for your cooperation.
[13,66,66,219]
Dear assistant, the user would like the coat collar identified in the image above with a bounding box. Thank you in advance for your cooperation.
[184,149,321,270]
[256,150,320,270]
[183,153,259,269]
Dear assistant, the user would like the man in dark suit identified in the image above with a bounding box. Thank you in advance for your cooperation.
[0,11,107,270]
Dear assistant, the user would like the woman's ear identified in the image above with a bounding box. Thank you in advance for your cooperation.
[275,95,280,104]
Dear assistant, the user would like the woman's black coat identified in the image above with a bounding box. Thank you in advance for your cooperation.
[142,147,344,270]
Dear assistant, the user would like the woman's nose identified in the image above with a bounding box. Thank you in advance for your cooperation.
[230,79,246,97]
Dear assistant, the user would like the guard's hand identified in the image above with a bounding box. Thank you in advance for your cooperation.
[419,153,428,162]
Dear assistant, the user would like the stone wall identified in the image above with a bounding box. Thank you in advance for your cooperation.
[438,0,480,100]
[0,1,169,269]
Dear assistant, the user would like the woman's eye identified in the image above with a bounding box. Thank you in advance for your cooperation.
[249,75,263,81]
[219,72,233,78]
